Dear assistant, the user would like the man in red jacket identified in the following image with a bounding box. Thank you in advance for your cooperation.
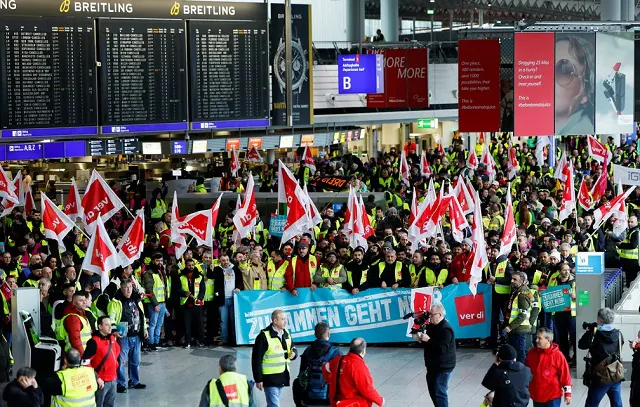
[83,316,120,407]
[61,291,95,356]
[323,338,384,407]
[449,239,472,284]
[285,242,318,296]
[525,327,572,406]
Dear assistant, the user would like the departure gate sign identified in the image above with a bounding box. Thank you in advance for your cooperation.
[338,54,384,94]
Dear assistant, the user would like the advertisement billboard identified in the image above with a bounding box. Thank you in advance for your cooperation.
[338,54,384,94]
[366,48,428,108]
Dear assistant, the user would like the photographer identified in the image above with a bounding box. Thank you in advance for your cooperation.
[578,307,624,407]
[412,303,456,407]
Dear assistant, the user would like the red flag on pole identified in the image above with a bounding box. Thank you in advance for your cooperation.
[246,146,263,163]
[278,161,308,245]
[42,193,76,251]
[81,216,120,291]
[64,177,83,221]
[81,170,125,234]
[116,210,145,267]
[578,178,593,211]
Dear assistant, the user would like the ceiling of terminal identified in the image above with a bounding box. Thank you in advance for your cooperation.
[365,0,604,23]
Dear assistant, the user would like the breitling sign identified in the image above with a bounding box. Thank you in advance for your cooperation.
[0,0,266,19]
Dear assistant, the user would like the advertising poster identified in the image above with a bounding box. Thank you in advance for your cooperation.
[270,3,313,126]
[595,32,634,135]
[514,32,555,136]
[458,39,501,132]
[366,48,428,108]
[555,33,595,135]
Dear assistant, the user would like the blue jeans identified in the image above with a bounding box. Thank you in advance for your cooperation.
[426,370,450,407]
[509,332,527,363]
[533,398,561,407]
[585,381,623,407]
[147,302,166,345]
[117,336,141,387]
[264,385,284,407]
[219,297,235,344]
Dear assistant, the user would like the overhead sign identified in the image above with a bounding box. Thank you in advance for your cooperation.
[338,54,384,94]
[417,118,438,129]
[248,138,263,149]
[301,135,314,146]
[226,139,241,150]
[576,252,604,275]
[171,140,188,155]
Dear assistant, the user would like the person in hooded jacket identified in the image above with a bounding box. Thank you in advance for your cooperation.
[630,332,640,407]
[525,327,572,406]
[481,344,532,407]
[578,307,624,407]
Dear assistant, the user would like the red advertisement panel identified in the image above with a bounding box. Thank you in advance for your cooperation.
[458,40,501,132]
[366,49,428,108]
[514,32,555,136]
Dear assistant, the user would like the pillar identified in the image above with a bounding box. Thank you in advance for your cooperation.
[600,0,621,21]
[380,0,399,42]
[621,0,635,20]
[478,9,484,26]
[449,9,454,41]
[346,0,365,43]
[267,149,275,165]
[469,9,474,27]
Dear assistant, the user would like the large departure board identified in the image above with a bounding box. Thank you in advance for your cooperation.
[99,19,188,134]
[0,19,97,138]
[189,20,269,130]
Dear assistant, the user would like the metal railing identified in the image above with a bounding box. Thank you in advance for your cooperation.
[604,267,624,309]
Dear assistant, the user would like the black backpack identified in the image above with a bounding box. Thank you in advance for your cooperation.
[299,346,340,401]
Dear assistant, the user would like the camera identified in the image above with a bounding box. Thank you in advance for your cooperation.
[583,321,598,330]
[403,311,430,334]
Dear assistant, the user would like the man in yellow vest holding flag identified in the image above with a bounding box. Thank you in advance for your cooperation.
[199,354,255,407]
[44,348,98,407]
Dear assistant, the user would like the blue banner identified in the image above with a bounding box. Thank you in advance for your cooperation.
[268,215,286,238]
[539,285,572,313]
[234,284,492,345]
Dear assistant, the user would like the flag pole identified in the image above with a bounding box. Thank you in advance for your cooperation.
[74,224,91,240]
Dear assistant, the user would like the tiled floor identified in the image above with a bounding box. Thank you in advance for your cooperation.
[117,345,631,406]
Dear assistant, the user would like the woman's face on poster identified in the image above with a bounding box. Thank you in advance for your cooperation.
[555,39,588,117]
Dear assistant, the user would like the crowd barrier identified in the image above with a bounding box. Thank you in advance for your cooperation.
[233,284,492,345]
[604,267,624,309]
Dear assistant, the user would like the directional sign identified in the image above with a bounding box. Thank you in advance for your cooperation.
[417,118,438,129]
[576,252,604,275]
[338,54,384,94]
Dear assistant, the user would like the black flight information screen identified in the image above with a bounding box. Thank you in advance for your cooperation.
[0,19,97,138]
[99,19,188,134]
[189,20,269,131]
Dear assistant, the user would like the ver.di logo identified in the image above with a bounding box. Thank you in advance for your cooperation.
[60,0,71,13]
[170,1,180,15]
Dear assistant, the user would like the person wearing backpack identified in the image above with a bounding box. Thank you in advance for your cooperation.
[293,322,341,406]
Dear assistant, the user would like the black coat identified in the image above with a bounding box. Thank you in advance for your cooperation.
[481,361,532,407]
[631,349,640,406]
[578,328,623,367]
[251,325,298,387]
[2,380,44,407]
[422,318,456,372]
[212,265,243,307]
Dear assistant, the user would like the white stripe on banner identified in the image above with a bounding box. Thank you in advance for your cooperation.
[290,319,408,339]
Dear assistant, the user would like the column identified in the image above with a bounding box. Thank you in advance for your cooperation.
[267,149,275,165]
[478,9,484,26]
[621,0,634,20]
[380,0,399,42]
[600,0,621,21]
[346,0,365,43]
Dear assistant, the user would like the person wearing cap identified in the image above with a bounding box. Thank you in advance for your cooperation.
[376,207,402,235]
[314,251,346,290]
[525,327,572,407]
[285,242,318,296]
[370,249,410,290]
[344,247,369,294]
[481,344,532,407]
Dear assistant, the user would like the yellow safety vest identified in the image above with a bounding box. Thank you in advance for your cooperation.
[508,294,531,328]
[180,275,203,306]
[319,265,343,290]
[204,272,215,302]
[208,371,250,407]
[266,260,288,290]
[143,273,166,304]
[291,256,317,284]
[531,270,542,286]
[346,267,367,287]
[494,260,511,295]
[51,366,97,407]
[619,229,639,261]
[261,329,292,375]
[529,287,540,328]
[151,199,168,219]
[57,312,93,352]
[425,268,447,286]
[107,298,147,326]
[377,262,403,282]
[408,264,425,287]
[195,184,207,193]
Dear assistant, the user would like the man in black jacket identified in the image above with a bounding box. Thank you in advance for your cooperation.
[2,367,43,407]
[413,303,456,407]
[213,254,243,346]
[343,247,370,294]
[252,309,298,407]
[578,307,624,407]
[481,344,532,407]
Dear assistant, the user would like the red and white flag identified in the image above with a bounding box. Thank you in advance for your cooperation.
[613,180,629,236]
[278,161,309,245]
[578,178,593,211]
[465,177,477,208]
[24,183,35,216]
[409,187,450,247]
[449,195,469,243]
[233,173,258,239]
[303,185,322,228]
[467,149,479,171]
[507,147,519,180]
[177,208,213,248]
[211,192,224,230]
[399,151,411,187]
[81,170,125,234]
[302,145,316,171]
[41,193,76,251]
[116,210,145,267]
[230,147,240,177]
[420,152,431,177]
[481,143,497,181]
[358,194,375,241]
[342,187,356,237]
[498,186,517,258]
[453,177,474,215]
[554,149,569,182]
[81,216,120,292]
[593,186,635,229]
[467,190,489,297]
[535,136,551,166]
[170,192,187,260]
[409,187,418,227]
[590,170,608,203]
[558,161,576,222]
[343,188,366,250]
[64,177,83,221]
[0,167,18,205]
[0,172,22,218]
[246,146,262,163]
[588,135,613,166]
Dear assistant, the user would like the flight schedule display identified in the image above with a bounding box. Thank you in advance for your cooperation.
[99,19,188,134]
[189,20,269,130]
[0,19,97,138]
[88,139,140,156]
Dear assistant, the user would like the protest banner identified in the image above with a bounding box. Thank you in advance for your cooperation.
[539,284,572,313]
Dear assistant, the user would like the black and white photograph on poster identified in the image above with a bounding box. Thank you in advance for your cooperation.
[555,33,595,135]
[270,3,313,126]
[595,32,634,135]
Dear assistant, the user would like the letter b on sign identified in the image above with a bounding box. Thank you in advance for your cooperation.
[343,77,351,90]
[454,293,486,327]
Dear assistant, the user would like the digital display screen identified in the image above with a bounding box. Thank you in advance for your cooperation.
[142,142,162,155]
[43,142,65,159]
[191,139,207,153]
[171,140,188,155]
[65,140,86,158]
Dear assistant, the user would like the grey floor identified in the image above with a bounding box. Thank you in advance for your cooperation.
[117,345,631,407]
